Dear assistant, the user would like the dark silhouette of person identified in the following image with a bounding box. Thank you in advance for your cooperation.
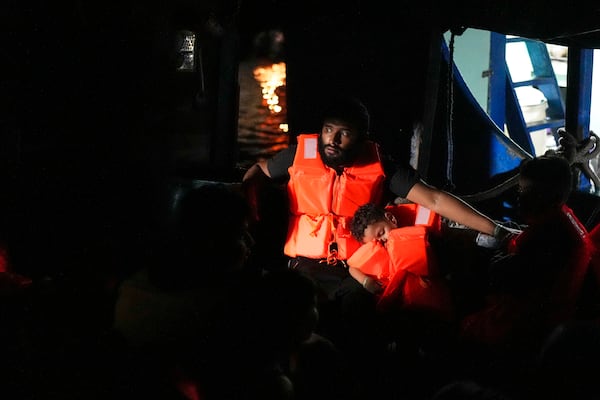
[459,155,594,390]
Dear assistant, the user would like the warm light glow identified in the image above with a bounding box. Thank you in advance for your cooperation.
[253,62,286,113]
[279,123,289,132]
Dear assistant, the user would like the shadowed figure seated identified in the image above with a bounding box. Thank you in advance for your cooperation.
[459,155,594,380]
[531,320,600,399]
[202,268,348,400]
[112,183,257,399]
[431,379,514,400]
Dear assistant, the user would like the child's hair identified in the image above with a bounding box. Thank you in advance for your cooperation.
[350,203,387,242]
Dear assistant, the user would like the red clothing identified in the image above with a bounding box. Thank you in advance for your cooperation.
[0,245,8,273]
[583,221,600,318]
[0,243,33,293]
[461,205,593,345]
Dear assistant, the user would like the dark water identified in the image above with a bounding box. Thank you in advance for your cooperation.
[237,60,289,169]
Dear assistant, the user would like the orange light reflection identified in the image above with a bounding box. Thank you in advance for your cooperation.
[253,62,286,114]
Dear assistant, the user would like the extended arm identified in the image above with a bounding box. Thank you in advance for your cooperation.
[405,181,498,236]
[242,159,271,181]
[241,160,271,222]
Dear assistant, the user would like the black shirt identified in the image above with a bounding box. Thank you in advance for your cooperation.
[266,142,421,199]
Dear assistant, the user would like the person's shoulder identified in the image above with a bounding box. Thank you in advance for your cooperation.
[271,143,297,158]
[371,142,405,164]
[377,149,418,175]
[266,144,297,180]
[384,157,421,197]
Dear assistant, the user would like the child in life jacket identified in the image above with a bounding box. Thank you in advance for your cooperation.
[347,202,455,322]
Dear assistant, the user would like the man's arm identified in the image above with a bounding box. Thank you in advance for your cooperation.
[405,181,498,236]
[242,160,271,223]
[242,145,297,222]
[242,159,271,182]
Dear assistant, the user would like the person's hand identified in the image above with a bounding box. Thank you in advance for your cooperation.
[362,276,384,295]
[493,223,522,247]
[475,233,501,249]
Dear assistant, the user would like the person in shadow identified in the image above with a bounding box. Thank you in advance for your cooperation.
[458,155,594,391]
[204,268,348,400]
[530,320,600,399]
[112,183,258,399]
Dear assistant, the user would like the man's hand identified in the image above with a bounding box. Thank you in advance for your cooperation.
[363,276,384,295]
[493,223,522,246]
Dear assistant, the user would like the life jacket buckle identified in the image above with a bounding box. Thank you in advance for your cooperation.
[326,242,339,265]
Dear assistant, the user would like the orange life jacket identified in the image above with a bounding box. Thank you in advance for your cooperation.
[284,134,385,260]
[347,205,454,321]
[385,202,442,235]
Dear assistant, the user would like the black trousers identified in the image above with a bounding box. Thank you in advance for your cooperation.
[288,256,380,353]
[288,256,356,301]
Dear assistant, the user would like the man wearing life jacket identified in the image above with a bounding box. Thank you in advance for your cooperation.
[460,155,593,359]
[242,95,512,306]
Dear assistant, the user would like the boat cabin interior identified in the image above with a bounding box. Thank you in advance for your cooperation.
[3,0,600,278]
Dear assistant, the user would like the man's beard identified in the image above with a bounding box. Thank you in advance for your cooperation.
[318,137,361,169]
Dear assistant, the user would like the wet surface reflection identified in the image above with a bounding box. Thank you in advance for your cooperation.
[237,59,289,169]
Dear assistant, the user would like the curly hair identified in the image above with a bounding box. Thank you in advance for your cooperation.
[350,203,387,242]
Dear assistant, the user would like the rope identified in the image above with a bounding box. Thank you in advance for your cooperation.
[460,129,600,207]
[445,31,457,192]
[460,173,520,203]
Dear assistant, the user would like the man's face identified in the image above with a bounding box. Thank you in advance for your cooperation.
[318,118,362,168]
[517,178,548,220]
[518,178,562,222]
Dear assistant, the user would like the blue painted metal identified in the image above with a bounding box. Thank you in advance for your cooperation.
[504,70,536,155]
[441,40,530,186]
[575,49,594,137]
[565,48,594,191]
[488,32,507,129]
[504,36,566,156]
[521,38,566,123]
[456,33,596,194]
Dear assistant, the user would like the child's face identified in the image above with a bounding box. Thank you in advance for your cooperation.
[362,218,397,245]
